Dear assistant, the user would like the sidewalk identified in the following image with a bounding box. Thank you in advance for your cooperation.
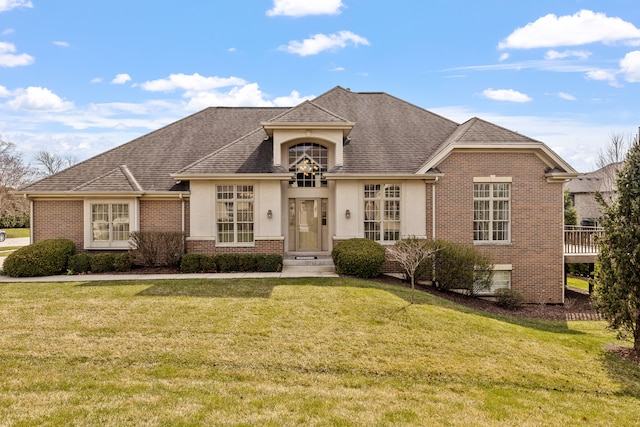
[0,265,338,283]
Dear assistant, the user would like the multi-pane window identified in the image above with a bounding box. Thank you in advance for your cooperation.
[91,203,130,244]
[288,143,328,187]
[474,183,510,242]
[216,185,254,244]
[364,184,401,242]
[474,270,512,294]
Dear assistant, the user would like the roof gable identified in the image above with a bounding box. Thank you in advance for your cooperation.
[73,165,142,192]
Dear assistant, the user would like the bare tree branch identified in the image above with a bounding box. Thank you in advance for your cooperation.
[33,150,77,176]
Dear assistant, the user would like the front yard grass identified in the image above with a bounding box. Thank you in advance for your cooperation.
[4,228,30,238]
[1,277,638,426]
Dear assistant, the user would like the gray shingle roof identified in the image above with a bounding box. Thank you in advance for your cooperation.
[20,86,568,194]
[21,107,284,192]
[565,162,623,193]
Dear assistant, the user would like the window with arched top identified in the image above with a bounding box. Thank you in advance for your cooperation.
[288,143,328,187]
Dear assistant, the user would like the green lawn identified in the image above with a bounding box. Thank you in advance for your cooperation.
[567,276,590,292]
[4,228,30,238]
[0,277,638,426]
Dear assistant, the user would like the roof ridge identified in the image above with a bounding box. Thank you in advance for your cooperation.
[120,165,143,192]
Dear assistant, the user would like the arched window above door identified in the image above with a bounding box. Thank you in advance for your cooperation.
[288,143,328,187]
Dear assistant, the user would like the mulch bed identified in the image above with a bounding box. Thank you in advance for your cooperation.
[373,274,595,321]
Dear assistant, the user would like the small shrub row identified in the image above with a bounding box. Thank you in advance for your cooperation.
[180,253,283,274]
[3,239,76,277]
[67,253,133,274]
[332,238,386,279]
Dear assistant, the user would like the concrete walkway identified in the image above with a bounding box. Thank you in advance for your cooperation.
[0,265,338,283]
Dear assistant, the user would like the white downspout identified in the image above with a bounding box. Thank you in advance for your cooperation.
[29,197,34,244]
[432,178,438,240]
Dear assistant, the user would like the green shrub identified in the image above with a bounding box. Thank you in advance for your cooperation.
[217,254,240,272]
[3,238,75,277]
[256,254,282,272]
[89,253,115,273]
[113,253,133,272]
[432,240,494,295]
[180,254,203,273]
[68,253,92,274]
[332,238,386,279]
[237,254,258,272]
[495,288,524,310]
[199,255,217,273]
[180,254,218,273]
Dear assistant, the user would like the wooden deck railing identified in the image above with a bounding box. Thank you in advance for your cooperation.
[564,226,604,255]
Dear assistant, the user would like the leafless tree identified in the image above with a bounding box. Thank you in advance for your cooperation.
[33,150,76,176]
[386,237,439,304]
[0,139,38,226]
[595,131,634,170]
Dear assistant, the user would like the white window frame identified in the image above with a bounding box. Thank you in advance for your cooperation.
[364,183,401,244]
[215,184,255,246]
[84,199,139,250]
[475,265,512,295]
[473,177,511,244]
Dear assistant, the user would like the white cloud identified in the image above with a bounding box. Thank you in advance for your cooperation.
[184,83,276,110]
[499,10,640,50]
[267,0,344,17]
[111,73,132,85]
[585,69,617,82]
[90,77,103,83]
[0,0,32,12]
[545,50,591,60]
[1,28,14,35]
[0,84,10,97]
[272,90,314,107]
[620,50,640,82]
[0,41,34,67]
[557,92,577,101]
[53,41,70,48]
[280,31,370,56]
[140,73,246,92]
[499,53,509,62]
[7,86,74,111]
[482,88,532,103]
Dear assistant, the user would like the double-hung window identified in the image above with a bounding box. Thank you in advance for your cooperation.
[474,182,510,243]
[216,185,254,244]
[364,184,401,243]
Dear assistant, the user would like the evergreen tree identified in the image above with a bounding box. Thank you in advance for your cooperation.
[593,139,640,355]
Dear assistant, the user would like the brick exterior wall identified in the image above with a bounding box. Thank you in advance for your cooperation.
[139,199,185,232]
[186,239,284,256]
[32,200,84,249]
[435,151,565,304]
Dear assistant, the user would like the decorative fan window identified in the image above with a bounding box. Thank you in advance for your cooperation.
[288,143,328,187]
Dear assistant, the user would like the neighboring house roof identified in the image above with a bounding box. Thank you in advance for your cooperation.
[565,162,623,194]
[19,86,577,195]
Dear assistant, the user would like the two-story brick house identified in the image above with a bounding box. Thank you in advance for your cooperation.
[18,87,578,303]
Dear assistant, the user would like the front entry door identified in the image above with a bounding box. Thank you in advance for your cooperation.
[289,199,328,252]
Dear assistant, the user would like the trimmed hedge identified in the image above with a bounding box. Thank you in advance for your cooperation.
[68,253,92,274]
[332,238,386,279]
[3,238,76,277]
[180,253,282,274]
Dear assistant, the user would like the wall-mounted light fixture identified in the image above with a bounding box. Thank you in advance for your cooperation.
[345,209,350,219]
[267,209,273,219]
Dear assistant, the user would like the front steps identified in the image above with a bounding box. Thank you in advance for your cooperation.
[282,254,336,276]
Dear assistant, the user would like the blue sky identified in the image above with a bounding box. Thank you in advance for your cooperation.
[2,0,640,172]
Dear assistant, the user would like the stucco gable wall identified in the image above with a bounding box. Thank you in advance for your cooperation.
[435,151,564,304]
